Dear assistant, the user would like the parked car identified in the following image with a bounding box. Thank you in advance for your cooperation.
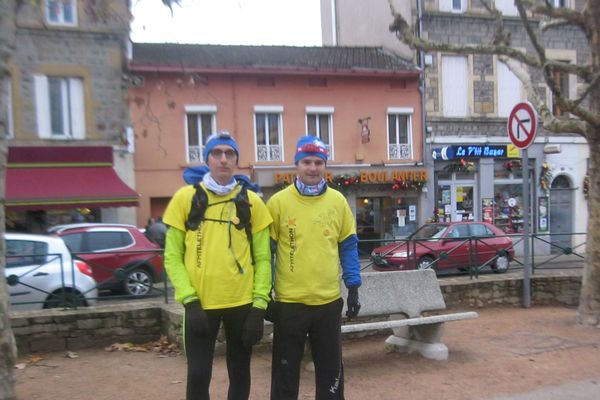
[5,233,98,311]
[49,223,164,296]
[371,222,514,273]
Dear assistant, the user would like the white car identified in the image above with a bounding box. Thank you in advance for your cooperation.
[5,233,98,311]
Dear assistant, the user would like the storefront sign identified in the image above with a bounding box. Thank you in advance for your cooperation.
[273,169,428,184]
[432,145,520,160]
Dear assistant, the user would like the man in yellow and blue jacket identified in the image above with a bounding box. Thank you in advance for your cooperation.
[267,135,362,400]
[163,132,272,400]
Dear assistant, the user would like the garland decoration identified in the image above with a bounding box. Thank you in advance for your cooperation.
[583,175,589,198]
[391,177,426,191]
[443,158,475,173]
[330,174,361,191]
[539,162,552,191]
[504,160,522,172]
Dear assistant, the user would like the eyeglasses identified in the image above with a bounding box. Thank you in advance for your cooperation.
[209,148,237,160]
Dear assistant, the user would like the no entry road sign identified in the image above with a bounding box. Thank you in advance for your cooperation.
[507,102,538,149]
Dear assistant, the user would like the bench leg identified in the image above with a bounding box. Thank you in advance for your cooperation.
[385,322,448,361]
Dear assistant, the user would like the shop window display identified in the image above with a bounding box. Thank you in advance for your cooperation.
[494,184,524,233]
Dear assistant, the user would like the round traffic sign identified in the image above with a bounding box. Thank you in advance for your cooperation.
[507,102,538,149]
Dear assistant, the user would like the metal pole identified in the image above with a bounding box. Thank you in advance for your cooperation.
[522,148,531,307]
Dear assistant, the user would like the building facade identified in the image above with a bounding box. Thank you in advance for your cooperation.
[128,43,425,254]
[5,0,138,232]
[323,0,590,254]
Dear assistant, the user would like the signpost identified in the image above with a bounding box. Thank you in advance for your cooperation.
[507,102,537,308]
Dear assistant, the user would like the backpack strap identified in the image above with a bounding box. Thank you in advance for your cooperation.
[185,183,255,265]
[233,185,254,264]
[185,183,209,231]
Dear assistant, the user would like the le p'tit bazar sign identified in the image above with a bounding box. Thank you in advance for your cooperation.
[274,169,428,184]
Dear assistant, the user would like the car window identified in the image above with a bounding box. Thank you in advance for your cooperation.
[448,225,469,238]
[86,231,133,251]
[61,233,85,252]
[6,240,48,268]
[470,224,495,237]
[413,224,448,239]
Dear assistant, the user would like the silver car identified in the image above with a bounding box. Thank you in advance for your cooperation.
[5,233,98,311]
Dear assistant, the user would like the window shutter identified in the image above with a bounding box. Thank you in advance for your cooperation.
[34,75,51,138]
[442,56,468,117]
[497,61,522,117]
[69,78,85,139]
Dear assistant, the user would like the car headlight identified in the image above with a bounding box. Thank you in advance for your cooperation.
[391,251,410,258]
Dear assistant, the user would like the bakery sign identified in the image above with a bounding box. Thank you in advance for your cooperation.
[274,169,428,184]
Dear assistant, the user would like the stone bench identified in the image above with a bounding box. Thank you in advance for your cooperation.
[340,269,478,360]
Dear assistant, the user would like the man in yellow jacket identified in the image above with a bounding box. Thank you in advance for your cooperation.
[163,132,272,400]
[267,135,362,399]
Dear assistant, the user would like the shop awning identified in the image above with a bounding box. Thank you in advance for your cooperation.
[6,146,140,211]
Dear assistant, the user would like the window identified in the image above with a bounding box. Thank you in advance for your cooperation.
[442,56,468,117]
[551,67,570,117]
[34,75,85,139]
[470,224,495,237]
[44,0,77,26]
[6,240,48,268]
[254,106,283,162]
[387,107,413,160]
[440,0,465,13]
[306,106,333,159]
[552,0,569,7]
[497,60,522,117]
[185,105,216,163]
[3,77,13,139]
[495,0,518,16]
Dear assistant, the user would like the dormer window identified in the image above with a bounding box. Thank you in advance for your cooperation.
[45,0,77,27]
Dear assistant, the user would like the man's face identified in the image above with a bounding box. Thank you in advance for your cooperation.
[296,156,326,186]
[206,144,237,185]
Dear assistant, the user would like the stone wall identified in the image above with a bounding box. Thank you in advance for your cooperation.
[9,272,582,355]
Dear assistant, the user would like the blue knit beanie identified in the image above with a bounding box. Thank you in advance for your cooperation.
[203,131,239,162]
[294,136,328,164]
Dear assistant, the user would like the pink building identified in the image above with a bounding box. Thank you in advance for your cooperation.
[128,44,426,252]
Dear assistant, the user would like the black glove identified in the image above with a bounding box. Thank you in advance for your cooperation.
[264,300,279,323]
[346,286,361,319]
[242,307,266,348]
[185,300,209,337]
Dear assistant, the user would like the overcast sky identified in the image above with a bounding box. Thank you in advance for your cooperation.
[130,0,322,46]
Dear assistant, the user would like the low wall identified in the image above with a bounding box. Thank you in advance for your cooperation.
[10,271,582,355]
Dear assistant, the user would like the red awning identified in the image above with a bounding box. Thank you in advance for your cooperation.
[6,166,140,211]
[6,146,140,211]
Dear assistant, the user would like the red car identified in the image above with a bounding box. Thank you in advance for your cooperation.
[371,222,514,273]
[50,223,164,296]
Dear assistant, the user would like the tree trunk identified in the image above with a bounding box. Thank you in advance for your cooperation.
[0,1,17,398]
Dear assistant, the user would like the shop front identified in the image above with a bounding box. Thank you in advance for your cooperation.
[6,146,140,232]
[431,144,529,234]
[255,166,429,256]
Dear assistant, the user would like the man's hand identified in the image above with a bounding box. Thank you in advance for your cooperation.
[242,307,266,348]
[185,300,209,337]
[346,286,361,319]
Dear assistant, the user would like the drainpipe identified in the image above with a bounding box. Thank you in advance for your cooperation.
[416,0,431,221]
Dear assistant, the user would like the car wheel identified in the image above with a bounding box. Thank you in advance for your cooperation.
[124,268,153,296]
[44,289,87,309]
[417,256,435,271]
[493,255,510,273]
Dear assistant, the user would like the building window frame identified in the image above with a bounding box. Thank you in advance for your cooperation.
[440,0,466,13]
[496,59,522,117]
[3,77,14,139]
[305,106,334,160]
[185,105,217,163]
[44,0,78,27]
[254,105,284,162]
[387,107,413,161]
[34,75,85,140]
[441,55,469,118]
